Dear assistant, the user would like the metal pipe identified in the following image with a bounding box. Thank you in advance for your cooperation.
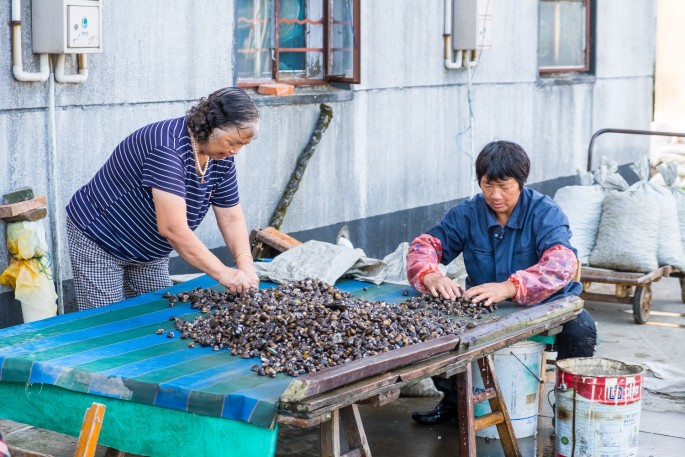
[586,128,685,171]
[443,0,464,70]
[11,0,49,82]
[47,57,64,315]
[54,54,89,84]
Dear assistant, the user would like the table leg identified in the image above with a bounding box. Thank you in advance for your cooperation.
[455,363,476,457]
[320,405,372,457]
[455,356,523,457]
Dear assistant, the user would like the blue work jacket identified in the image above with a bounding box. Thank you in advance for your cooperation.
[426,187,582,302]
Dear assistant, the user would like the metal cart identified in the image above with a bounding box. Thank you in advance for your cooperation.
[579,128,685,324]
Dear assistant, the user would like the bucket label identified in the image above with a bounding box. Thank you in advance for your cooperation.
[557,372,643,405]
[555,390,642,457]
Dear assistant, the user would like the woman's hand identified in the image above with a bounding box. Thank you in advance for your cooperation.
[463,281,516,307]
[422,272,463,300]
[240,266,260,289]
[218,267,253,294]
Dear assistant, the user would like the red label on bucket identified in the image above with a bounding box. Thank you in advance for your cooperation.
[556,370,643,405]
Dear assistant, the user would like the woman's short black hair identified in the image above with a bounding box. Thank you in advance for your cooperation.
[475,140,530,190]
[186,87,260,142]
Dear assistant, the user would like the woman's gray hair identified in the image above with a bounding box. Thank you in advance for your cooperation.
[186,87,260,142]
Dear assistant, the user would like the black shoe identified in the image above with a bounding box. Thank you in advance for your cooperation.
[411,400,458,425]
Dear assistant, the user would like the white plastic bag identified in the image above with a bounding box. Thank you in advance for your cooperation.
[658,163,685,259]
[554,170,605,265]
[628,158,685,270]
[589,191,660,272]
[0,221,57,322]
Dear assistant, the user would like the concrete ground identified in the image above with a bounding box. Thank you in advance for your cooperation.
[2,277,684,456]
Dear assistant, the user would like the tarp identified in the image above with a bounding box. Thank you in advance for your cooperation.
[0,275,419,430]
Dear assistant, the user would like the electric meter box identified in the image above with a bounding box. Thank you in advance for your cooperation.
[453,0,492,51]
[32,0,102,54]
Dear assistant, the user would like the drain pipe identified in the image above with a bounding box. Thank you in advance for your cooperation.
[47,58,64,315]
[11,0,49,82]
[55,54,89,84]
[443,0,464,70]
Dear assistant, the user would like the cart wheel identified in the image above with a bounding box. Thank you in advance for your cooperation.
[632,285,651,324]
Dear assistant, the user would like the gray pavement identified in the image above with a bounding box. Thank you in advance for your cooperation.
[2,278,684,456]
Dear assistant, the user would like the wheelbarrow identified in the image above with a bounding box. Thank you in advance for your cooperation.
[580,128,685,324]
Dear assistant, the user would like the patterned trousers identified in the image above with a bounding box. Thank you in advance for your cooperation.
[67,218,172,310]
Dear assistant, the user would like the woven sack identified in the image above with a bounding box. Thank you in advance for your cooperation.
[658,163,685,263]
[629,159,685,271]
[553,171,605,265]
[589,192,660,272]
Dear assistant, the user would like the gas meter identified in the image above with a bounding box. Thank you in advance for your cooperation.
[32,0,102,54]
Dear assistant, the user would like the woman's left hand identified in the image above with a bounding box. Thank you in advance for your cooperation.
[463,280,516,307]
[241,267,260,289]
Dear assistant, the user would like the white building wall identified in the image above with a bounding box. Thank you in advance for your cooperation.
[0,0,657,298]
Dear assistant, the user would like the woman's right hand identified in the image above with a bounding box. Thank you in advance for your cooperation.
[423,272,463,300]
[218,267,253,294]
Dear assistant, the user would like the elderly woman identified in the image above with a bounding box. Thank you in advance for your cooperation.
[407,140,597,425]
[66,88,260,310]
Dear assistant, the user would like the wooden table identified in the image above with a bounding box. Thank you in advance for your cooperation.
[276,280,583,457]
[0,277,582,457]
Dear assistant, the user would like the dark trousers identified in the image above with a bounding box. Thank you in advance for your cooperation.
[432,309,597,403]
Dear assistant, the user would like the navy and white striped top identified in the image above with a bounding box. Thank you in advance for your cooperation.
[66,117,240,262]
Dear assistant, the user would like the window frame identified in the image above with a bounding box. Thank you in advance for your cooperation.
[538,0,592,75]
[235,0,361,88]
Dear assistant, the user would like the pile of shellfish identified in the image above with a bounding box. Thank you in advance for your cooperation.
[164,279,494,377]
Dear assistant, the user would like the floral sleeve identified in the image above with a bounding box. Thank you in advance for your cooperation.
[508,245,578,305]
[407,234,444,293]
[0,431,10,457]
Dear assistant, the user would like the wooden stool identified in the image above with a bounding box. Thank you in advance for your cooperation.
[454,355,522,457]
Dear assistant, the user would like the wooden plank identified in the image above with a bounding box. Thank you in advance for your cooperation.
[581,291,633,305]
[277,413,332,428]
[478,356,521,457]
[356,388,400,407]
[339,405,371,457]
[280,334,460,403]
[458,296,583,351]
[474,411,504,431]
[103,448,126,457]
[456,364,476,457]
[321,409,341,457]
[74,402,106,457]
[580,266,671,285]
[0,195,47,219]
[471,388,497,405]
[255,227,302,252]
[281,371,400,414]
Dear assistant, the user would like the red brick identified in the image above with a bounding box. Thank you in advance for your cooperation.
[257,83,294,96]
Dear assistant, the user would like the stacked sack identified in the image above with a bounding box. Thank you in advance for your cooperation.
[553,158,628,266]
[554,157,685,273]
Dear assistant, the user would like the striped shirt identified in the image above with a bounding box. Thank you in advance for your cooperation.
[66,117,239,262]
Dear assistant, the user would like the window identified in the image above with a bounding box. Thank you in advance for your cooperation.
[538,0,591,73]
[235,0,360,86]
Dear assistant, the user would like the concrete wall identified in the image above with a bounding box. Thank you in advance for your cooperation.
[655,0,685,129]
[0,0,657,325]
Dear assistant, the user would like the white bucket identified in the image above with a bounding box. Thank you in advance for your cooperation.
[555,357,644,457]
[473,340,545,439]
[21,301,56,323]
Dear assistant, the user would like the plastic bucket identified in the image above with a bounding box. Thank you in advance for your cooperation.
[473,340,546,439]
[555,357,644,457]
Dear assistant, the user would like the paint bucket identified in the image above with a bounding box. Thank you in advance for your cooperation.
[473,340,546,439]
[555,357,644,457]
